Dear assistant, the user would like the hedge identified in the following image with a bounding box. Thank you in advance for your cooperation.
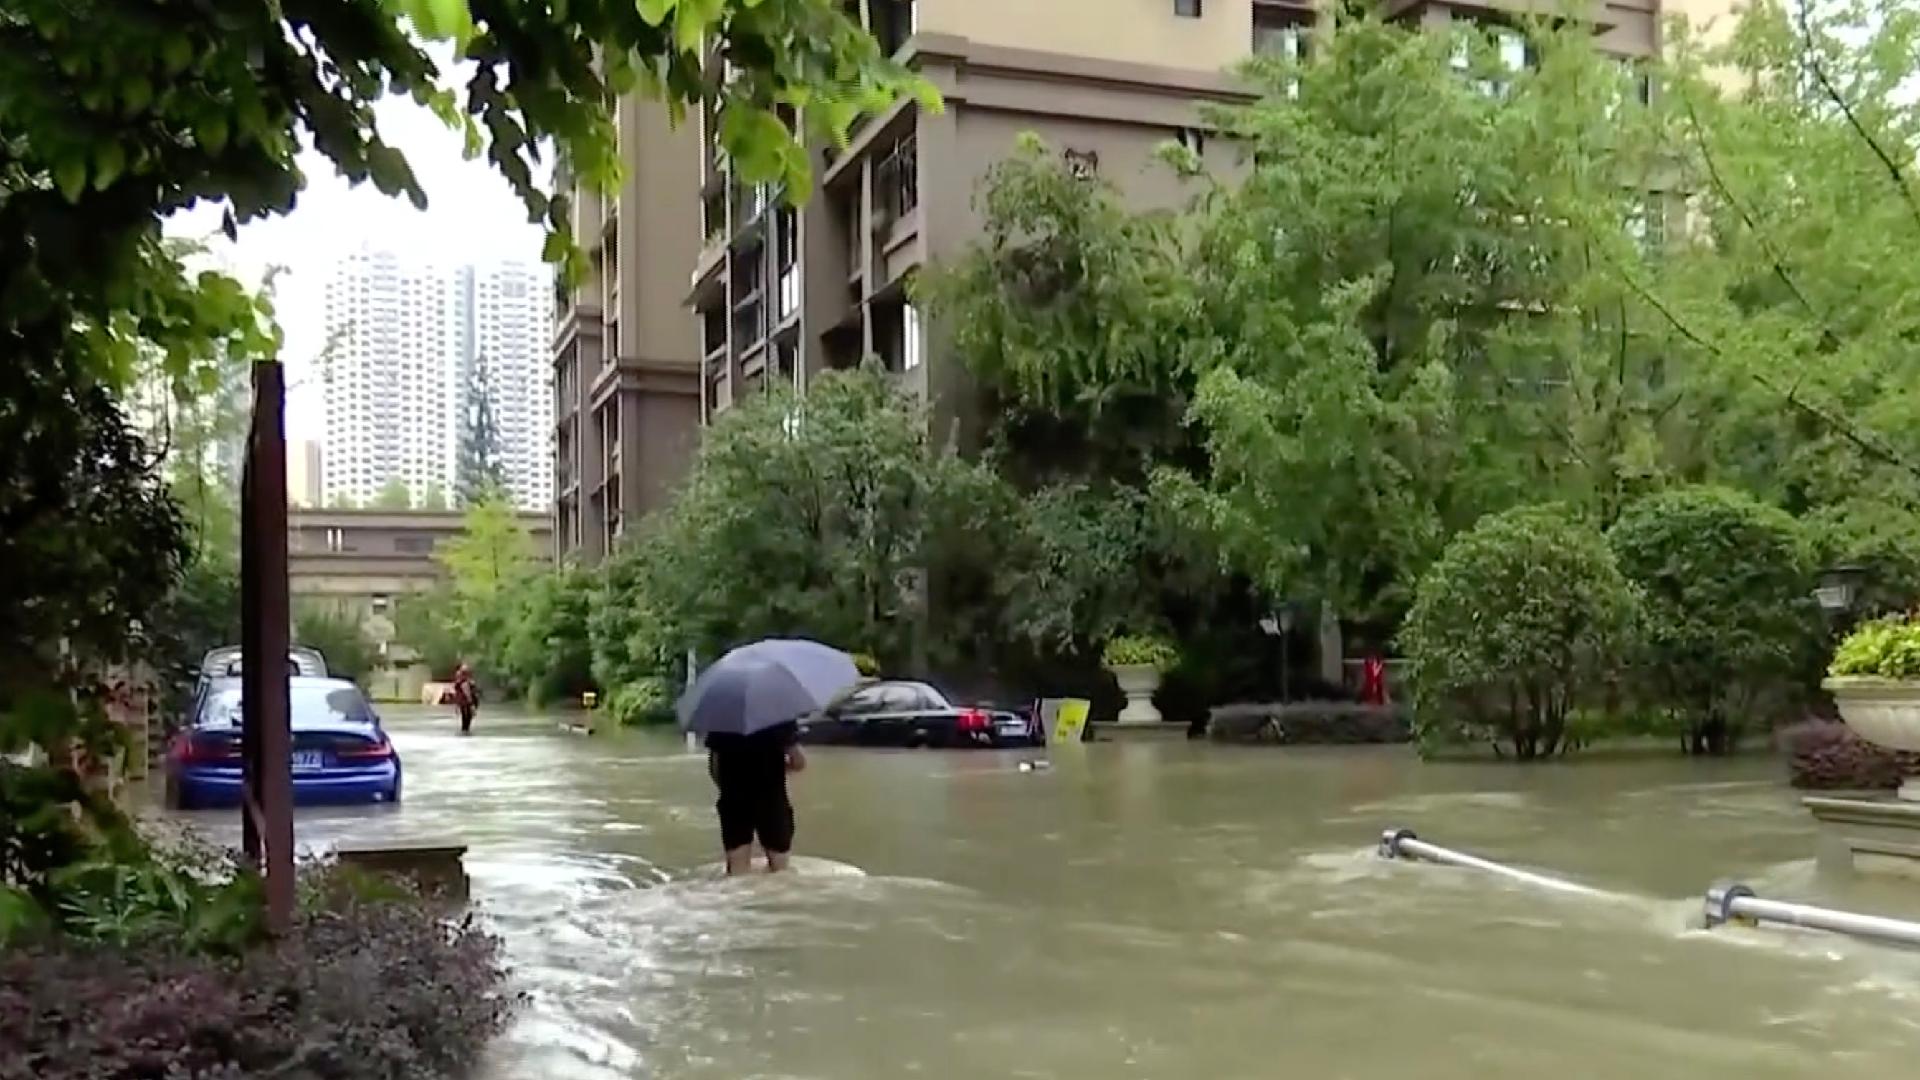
[1208,702,1412,745]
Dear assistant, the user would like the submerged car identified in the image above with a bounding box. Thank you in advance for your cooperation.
[165,676,401,809]
[799,680,1040,749]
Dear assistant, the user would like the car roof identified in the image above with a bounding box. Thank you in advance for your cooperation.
[204,675,361,693]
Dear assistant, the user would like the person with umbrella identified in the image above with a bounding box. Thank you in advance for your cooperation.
[679,639,860,874]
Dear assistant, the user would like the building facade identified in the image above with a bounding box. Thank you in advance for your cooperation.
[323,250,554,511]
[287,439,324,509]
[322,249,462,508]
[288,507,553,658]
[551,0,1739,563]
[458,260,555,510]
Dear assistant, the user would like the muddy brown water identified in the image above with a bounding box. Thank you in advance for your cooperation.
[158,705,1920,1079]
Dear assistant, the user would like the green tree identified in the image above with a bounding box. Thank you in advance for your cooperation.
[598,367,1010,680]
[435,496,538,685]
[372,478,413,510]
[293,603,378,684]
[503,565,595,707]
[392,587,462,680]
[419,481,451,512]
[1608,487,1816,754]
[455,358,505,508]
[1403,505,1643,760]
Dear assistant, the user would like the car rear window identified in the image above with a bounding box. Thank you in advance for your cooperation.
[201,685,377,727]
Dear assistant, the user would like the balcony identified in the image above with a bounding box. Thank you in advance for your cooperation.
[875,134,919,230]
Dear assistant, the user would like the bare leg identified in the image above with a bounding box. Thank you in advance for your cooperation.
[765,849,791,873]
[724,846,755,876]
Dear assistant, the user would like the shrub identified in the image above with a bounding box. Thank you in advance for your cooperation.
[1829,616,1920,679]
[1608,486,1816,755]
[1207,702,1411,745]
[1102,634,1178,671]
[0,895,515,1080]
[1402,505,1641,760]
[1782,719,1920,790]
[293,602,377,683]
[608,678,676,727]
[852,652,881,677]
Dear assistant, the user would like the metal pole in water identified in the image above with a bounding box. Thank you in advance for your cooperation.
[1703,882,1920,949]
[1378,828,1608,899]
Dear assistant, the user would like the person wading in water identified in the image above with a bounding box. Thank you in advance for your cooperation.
[707,720,806,874]
[452,663,480,735]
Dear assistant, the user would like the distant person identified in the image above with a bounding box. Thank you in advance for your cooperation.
[452,663,480,735]
[706,720,806,874]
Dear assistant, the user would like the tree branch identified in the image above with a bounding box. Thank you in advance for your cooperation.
[1612,263,1920,483]
[1795,0,1920,238]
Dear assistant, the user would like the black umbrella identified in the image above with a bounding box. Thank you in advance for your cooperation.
[677,639,861,737]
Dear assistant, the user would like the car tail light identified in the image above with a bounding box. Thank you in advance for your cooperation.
[957,709,989,732]
[336,735,394,761]
[174,734,239,763]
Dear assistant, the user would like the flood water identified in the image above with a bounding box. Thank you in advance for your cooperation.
[162,705,1920,1078]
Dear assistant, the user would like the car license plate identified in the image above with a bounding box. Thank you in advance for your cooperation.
[291,750,324,770]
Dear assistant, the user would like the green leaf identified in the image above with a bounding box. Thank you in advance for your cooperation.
[636,0,677,27]
[542,231,568,264]
[54,157,87,203]
[197,115,230,153]
[404,0,475,43]
[161,34,195,76]
[92,143,125,190]
[121,75,153,115]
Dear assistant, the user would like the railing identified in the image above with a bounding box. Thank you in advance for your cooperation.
[1377,828,1607,898]
[1703,883,1920,949]
[876,134,918,226]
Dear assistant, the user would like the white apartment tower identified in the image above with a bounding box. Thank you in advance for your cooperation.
[322,250,552,509]
[458,260,553,510]
[321,249,460,507]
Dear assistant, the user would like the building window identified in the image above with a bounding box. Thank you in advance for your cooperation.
[903,304,923,371]
[1175,0,1201,16]
[371,594,391,615]
[876,133,919,225]
[776,207,800,320]
[872,0,915,55]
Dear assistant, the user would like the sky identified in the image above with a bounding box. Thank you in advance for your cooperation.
[166,70,548,440]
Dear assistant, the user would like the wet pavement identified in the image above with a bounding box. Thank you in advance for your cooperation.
[157,704,1920,1079]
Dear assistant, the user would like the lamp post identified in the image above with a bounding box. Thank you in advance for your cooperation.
[1816,565,1868,629]
[1260,606,1297,701]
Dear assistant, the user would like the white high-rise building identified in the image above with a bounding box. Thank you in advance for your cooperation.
[321,249,461,508]
[321,250,552,509]
[458,260,553,510]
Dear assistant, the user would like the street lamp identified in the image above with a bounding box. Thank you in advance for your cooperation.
[1260,606,1298,701]
[1816,565,1868,616]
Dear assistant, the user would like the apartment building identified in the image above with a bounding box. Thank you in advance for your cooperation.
[325,250,554,511]
[552,0,1738,564]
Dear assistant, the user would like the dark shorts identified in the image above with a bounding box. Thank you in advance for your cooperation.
[716,784,794,853]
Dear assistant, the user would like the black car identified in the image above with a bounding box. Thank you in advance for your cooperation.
[800,680,1040,749]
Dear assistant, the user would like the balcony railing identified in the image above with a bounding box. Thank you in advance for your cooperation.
[875,134,918,227]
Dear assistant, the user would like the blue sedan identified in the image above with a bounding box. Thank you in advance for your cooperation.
[164,676,402,809]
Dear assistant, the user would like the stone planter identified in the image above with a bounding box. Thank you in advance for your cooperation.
[1109,664,1164,724]
[1826,677,1920,800]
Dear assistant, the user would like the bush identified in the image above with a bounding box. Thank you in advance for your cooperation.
[1782,719,1920,790]
[1207,702,1410,745]
[1608,486,1816,755]
[1830,615,1920,679]
[293,603,377,683]
[1102,634,1178,671]
[504,565,596,707]
[0,895,515,1080]
[607,678,676,727]
[1402,505,1641,760]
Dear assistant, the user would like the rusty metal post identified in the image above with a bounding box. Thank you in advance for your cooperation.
[240,361,295,932]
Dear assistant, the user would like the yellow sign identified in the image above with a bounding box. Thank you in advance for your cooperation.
[1048,698,1090,746]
